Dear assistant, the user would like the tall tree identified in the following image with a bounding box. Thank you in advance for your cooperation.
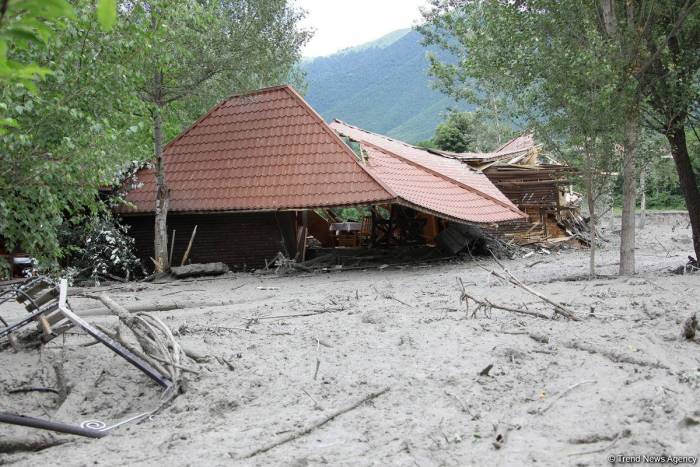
[128,0,309,271]
[635,1,700,262]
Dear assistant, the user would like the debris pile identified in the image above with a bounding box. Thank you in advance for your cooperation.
[0,277,186,447]
[433,133,592,247]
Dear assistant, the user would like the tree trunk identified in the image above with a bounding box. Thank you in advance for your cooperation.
[153,102,169,272]
[666,125,700,261]
[586,171,597,278]
[619,107,639,275]
[608,190,615,230]
[639,168,646,229]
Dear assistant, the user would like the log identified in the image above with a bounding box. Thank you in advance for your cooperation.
[170,262,229,279]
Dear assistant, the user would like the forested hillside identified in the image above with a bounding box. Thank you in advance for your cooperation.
[302,29,466,142]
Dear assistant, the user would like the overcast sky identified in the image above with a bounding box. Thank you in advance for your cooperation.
[295,0,428,58]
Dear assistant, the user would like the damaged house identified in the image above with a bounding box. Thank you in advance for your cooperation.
[120,85,527,269]
[331,123,586,247]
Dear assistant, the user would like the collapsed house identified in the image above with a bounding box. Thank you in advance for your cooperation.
[332,123,586,247]
[120,85,527,269]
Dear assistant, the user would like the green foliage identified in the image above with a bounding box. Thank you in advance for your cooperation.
[430,111,515,152]
[433,112,477,152]
[0,0,118,132]
[71,213,142,282]
[96,0,116,31]
[1,1,148,266]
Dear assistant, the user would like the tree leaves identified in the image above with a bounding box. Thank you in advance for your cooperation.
[96,0,116,31]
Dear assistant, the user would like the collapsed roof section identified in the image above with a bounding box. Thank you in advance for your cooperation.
[330,120,527,224]
[121,85,394,214]
[428,133,540,165]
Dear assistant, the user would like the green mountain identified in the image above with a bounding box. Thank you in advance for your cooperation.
[302,29,467,143]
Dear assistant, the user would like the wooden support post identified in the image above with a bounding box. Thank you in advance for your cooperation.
[180,225,198,266]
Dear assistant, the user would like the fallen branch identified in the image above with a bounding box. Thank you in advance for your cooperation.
[239,387,390,459]
[79,298,253,316]
[8,387,60,396]
[458,278,552,320]
[243,307,346,324]
[0,437,70,454]
[485,254,579,321]
[539,380,596,414]
[562,340,669,369]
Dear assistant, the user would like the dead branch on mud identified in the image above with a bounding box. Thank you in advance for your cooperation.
[0,437,70,454]
[539,380,596,414]
[484,254,580,321]
[239,387,390,459]
[562,340,669,369]
[457,278,553,320]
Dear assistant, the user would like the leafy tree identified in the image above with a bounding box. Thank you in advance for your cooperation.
[126,0,310,271]
[420,0,627,276]
[419,0,700,273]
[432,112,477,152]
[0,0,141,270]
[431,110,515,153]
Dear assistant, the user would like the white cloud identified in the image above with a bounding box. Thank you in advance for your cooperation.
[295,0,428,57]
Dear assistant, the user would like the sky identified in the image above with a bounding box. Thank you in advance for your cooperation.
[295,0,428,58]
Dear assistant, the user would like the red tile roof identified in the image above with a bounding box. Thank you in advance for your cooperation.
[121,85,524,226]
[330,121,526,223]
[121,85,394,214]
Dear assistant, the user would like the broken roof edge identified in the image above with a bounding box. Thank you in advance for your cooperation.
[493,131,536,153]
[330,122,526,220]
[392,198,502,229]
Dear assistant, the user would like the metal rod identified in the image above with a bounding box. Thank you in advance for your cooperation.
[58,305,172,389]
[0,412,106,439]
[0,304,58,339]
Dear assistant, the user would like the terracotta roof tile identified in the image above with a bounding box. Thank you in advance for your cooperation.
[329,121,526,223]
[121,86,394,214]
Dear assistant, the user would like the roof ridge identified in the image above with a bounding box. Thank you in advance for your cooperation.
[360,140,525,219]
[163,85,296,154]
[284,90,397,200]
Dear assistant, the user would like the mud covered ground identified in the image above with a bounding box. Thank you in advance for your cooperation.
[1,213,699,466]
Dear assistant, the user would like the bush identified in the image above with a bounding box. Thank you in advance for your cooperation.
[72,214,143,283]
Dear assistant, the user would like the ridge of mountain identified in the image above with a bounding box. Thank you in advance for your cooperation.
[301,29,468,142]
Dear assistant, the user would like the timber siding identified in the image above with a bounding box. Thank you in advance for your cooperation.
[122,212,295,271]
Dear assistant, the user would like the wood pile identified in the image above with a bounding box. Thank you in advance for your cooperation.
[482,164,586,247]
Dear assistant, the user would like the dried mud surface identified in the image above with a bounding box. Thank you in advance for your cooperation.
[1,213,699,466]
